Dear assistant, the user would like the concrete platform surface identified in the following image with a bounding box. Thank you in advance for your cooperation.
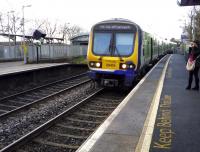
[0,61,68,76]
[77,55,171,152]
[150,54,200,152]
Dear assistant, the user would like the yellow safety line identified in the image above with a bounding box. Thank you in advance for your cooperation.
[135,54,172,152]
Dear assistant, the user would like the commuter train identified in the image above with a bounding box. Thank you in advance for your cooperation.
[87,18,175,87]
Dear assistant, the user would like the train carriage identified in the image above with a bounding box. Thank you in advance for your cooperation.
[87,18,172,87]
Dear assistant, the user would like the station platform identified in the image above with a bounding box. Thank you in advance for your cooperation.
[0,61,68,77]
[77,54,200,152]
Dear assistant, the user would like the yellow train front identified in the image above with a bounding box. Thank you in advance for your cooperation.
[87,19,176,87]
[87,19,142,87]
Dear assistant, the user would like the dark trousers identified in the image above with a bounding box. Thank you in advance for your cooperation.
[188,67,200,88]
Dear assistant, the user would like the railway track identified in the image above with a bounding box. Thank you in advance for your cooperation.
[0,88,128,152]
[0,72,90,119]
[0,64,88,99]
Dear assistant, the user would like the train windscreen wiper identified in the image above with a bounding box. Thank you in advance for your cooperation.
[109,34,114,55]
[114,45,123,61]
[101,36,113,57]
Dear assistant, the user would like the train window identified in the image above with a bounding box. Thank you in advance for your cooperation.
[93,33,112,55]
[115,33,134,56]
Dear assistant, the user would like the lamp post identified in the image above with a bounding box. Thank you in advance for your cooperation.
[22,4,31,64]
[7,10,15,57]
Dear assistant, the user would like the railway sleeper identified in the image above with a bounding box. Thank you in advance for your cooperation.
[33,138,79,150]
[56,124,95,132]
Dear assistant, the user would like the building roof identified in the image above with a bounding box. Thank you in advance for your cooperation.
[0,33,64,42]
[70,33,89,45]
[178,0,200,6]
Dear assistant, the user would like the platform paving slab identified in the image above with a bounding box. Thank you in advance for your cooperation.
[0,61,68,76]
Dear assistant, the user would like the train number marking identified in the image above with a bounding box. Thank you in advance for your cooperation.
[106,64,116,67]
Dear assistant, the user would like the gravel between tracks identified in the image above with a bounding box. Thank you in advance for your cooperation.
[0,82,97,149]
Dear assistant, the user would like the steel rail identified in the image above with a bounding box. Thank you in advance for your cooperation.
[0,88,104,152]
[0,72,88,101]
[0,77,91,119]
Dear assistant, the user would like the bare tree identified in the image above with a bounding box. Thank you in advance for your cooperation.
[28,19,45,35]
[0,12,7,33]
[59,23,70,42]
[28,19,59,43]
[0,12,23,34]
[184,8,200,41]
[194,9,200,40]
[0,12,24,43]
[28,19,83,43]
[59,23,82,43]
[68,25,82,38]
[33,19,45,29]
[42,19,58,38]
[9,13,22,35]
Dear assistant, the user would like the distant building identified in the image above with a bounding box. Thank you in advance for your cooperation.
[70,33,89,45]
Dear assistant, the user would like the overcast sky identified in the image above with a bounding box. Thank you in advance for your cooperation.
[0,0,193,40]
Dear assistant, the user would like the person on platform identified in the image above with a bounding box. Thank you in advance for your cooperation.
[186,40,200,91]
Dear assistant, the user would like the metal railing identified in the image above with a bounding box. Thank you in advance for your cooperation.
[0,44,88,62]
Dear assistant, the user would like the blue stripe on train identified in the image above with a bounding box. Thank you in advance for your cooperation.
[137,27,143,70]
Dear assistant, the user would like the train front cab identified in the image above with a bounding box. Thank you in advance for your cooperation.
[87,22,141,87]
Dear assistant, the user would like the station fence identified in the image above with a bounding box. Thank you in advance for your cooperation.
[0,44,88,62]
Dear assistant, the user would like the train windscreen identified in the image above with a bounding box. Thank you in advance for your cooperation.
[93,33,112,55]
[93,32,134,56]
[114,33,134,56]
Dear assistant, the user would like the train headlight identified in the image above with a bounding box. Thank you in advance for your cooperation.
[122,64,127,69]
[90,62,95,67]
[96,62,101,68]
[89,61,101,68]
[128,63,135,69]
[120,62,135,70]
